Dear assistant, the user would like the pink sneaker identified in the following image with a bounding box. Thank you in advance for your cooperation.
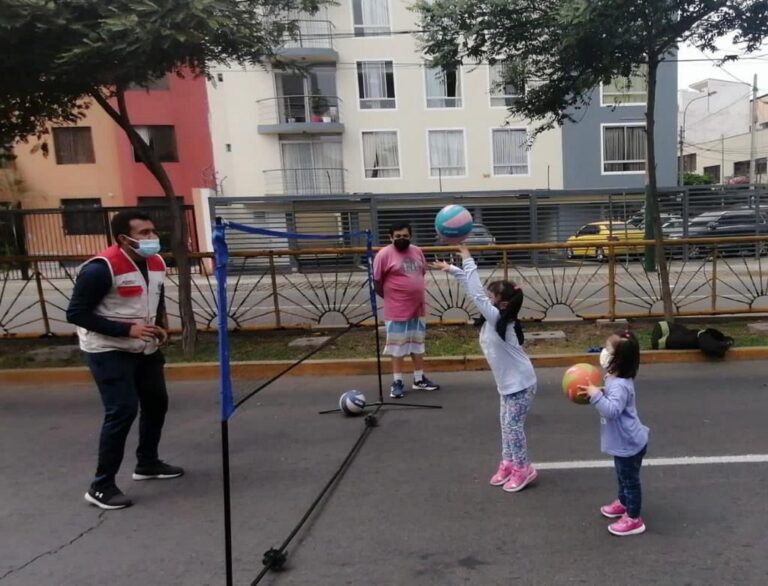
[502,465,538,492]
[608,514,646,536]
[490,460,515,486]
[600,499,627,519]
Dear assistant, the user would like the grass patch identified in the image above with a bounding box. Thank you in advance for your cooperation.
[1,318,766,370]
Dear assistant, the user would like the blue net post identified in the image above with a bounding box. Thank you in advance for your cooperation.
[212,218,234,586]
[364,231,385,402]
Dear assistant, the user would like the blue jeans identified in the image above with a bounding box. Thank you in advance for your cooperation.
[85,351,168,490]
[614,444,647,519]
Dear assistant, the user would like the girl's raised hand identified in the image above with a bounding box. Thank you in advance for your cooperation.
[430,260,452,272]
[457,245,471,260]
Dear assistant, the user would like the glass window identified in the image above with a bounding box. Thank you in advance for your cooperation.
[602,65,648,105]
[425,64,462,108]
[489,63,524,108]
[352,0,390,36]
[61,198,103,235]
[492,129,528,175]
[133,126,178,163]
[428,130,465,177]
[603,125,646,173]
[357,61,396,109]
[52,127,95,165]
[703,165,721,183]
[362,131,400,178]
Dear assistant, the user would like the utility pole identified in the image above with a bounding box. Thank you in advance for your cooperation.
[721,134,725,183]
[749,74,758,185]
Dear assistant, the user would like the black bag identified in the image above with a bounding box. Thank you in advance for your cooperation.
[697,328,735,358]
[651,321,699,350]
[651,320,734,357]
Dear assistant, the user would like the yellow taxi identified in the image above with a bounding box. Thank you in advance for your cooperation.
[565,221,645,261]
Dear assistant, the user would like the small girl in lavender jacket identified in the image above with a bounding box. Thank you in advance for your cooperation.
[579,331,649,536]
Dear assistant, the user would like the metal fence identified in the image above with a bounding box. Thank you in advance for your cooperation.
[0,205,198,279]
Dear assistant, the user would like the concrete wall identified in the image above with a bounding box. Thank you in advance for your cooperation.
[561,60,678,189]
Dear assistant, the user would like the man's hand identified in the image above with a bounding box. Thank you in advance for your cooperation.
[129,324,162,342]
[155,327,169,347]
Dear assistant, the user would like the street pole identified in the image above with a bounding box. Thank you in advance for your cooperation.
[679,90,717,186]
[749,74,758,186]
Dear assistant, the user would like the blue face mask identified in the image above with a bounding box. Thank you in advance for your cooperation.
[127,236,161,258]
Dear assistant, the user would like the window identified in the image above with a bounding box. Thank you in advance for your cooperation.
[489,63,524,108]
[362,131,400,178]
[682,153,697,173]
[61,198,104,236]
[275,66,338,123]
[133,126,178,163]
[279,138,343,194]
[601,66,648,106]
[758,157,768,176]
[492,129,528,175]
[734,160,750,176]
[428,130,465,177]
[703,165,721,183]
[357,61,396,109]
[602,124,646,173]
[352,0,390,36]
[425,64,462,108]
[52,127,95,165]
[577,225,600,236]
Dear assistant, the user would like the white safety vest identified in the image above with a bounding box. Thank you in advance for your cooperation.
[76,245,166,354]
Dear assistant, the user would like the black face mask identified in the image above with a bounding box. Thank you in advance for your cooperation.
[393,238,410,251]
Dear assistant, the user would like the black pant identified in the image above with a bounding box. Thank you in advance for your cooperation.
[614,444,647,519]
[85,351,168,490]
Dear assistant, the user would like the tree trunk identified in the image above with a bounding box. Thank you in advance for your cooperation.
[91,88,198,355]
[644,58,675,322]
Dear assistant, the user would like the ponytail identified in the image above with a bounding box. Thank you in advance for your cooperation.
[487,281,525,345]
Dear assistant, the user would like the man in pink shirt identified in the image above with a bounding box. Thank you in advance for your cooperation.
[373,221,440,398]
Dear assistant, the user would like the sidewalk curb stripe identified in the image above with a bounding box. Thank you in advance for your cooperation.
[2,347,768,386]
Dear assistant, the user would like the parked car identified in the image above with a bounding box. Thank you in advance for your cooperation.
[566,221,645,261]
[447,224,499,265]
[668,208,768,257]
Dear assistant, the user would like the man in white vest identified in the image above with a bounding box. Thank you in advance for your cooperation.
[67,210,183,510]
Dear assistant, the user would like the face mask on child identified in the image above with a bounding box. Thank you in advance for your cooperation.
[599,348,613,370]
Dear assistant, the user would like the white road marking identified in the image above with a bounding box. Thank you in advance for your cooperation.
[536,454,768,470]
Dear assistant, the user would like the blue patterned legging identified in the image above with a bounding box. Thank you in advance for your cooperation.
[500,385,537,466]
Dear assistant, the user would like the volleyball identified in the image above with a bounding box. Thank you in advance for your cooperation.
[339,390,367,415]
[562,363,602,405]
[435,205,474,244]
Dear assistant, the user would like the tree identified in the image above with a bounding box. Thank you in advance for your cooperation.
[415,0,768,321]
[684,172,714,186]
[0,0,327,353]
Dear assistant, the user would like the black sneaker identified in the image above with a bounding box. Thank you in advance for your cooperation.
[412,376,440,391]
[132,461,184,481]
[84,486,133,510]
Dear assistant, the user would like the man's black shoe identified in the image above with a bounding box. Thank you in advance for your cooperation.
[84,486,133,510]
[132,460,184,481]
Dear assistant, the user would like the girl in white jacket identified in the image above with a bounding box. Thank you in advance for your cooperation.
[432,246,538,492]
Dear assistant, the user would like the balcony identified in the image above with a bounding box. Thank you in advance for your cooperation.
[257,95,344,135]
[264,168,348,195]
[275,20,338,62]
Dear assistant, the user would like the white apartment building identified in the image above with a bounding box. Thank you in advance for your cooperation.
[207,2,678,198]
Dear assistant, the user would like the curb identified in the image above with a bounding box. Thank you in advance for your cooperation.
[2,347,768,386]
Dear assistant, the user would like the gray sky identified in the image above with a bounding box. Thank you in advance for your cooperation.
[677,36,768,93]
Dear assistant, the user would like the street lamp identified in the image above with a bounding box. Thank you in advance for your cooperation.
[679,90,716,186]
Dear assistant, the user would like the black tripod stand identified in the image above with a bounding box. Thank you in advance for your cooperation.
[320,237,442,415]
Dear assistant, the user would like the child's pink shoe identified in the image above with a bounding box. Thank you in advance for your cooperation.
[608,514,646,536]
[600,499,627,519]
[502,465,538,492]
[490,460,515,486]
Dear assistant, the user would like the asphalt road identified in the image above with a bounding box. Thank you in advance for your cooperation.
[2,361,768,585]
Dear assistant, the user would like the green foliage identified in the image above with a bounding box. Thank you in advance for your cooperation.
[0,0,330,147]
[683,172,714,186]
[414,0,768,135]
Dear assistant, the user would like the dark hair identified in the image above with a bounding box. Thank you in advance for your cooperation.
[487,280,524,344]
[608,330,640,379]
[111,210,153,240]
[388,221,412,237]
